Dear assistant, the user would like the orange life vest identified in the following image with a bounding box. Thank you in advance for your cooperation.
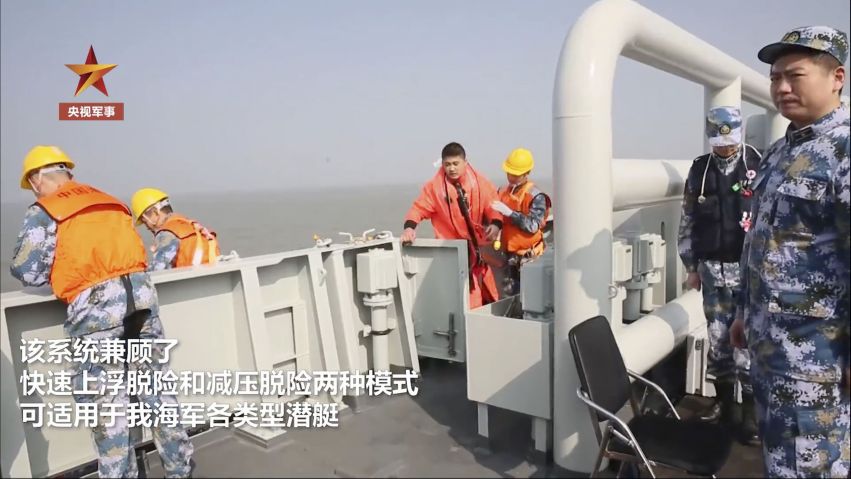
[36,181,147,303]
[158,214,220,268]
[498,181,550,257]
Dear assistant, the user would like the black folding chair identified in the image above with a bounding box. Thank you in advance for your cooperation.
[568,315,732,478]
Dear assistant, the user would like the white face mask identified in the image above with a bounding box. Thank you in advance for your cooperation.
[28,165,70,196]
[28,178,42,197]
[713,146,741,160]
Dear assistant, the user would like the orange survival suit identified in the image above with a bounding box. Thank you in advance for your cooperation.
[404,165,501,309]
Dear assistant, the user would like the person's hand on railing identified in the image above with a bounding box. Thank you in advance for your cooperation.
[400,227,416,245]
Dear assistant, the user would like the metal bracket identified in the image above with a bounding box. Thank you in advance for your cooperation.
[313,234,333,248]
[696,337,707,396]
[433,312,457,357]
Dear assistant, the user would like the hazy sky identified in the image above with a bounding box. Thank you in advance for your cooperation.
[1,0,849,203]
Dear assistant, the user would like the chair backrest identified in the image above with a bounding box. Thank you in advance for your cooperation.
[568,315,631,422]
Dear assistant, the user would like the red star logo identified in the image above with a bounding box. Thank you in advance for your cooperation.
[65,46,117,97]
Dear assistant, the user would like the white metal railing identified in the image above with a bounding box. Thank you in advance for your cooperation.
[1,239,471,477]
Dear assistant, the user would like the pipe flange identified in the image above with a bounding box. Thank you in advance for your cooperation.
[363,291,394,308]
[368,329,394,336]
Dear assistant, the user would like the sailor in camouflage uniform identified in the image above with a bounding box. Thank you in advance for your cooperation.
[678,106,761,444]
[11,146,195,478]
[130,188,221,271]
[730,26,850,477]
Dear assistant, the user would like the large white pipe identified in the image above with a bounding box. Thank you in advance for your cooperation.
[616,290,705,374]
[552,0,776,472]
[612,159,690,209]
[767,110,789,144]
[705,77,742,111]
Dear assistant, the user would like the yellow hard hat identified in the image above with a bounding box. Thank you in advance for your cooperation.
[502,148,534,176]
[20,146,76,189]
[131,187,169,225]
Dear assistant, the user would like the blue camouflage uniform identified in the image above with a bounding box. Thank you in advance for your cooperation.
[150,230,181,271]
[738,26,850,478]
[11,204,195,478]
[678,107,760,395]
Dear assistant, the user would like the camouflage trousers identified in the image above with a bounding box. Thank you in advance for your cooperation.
[71,314,194,478]
[702,285,752,394]
[751,364,850,478]
[501,253,537,297]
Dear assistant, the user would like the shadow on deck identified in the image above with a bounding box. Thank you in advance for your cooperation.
[132,359,764,478]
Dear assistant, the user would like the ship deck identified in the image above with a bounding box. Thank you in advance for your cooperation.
[69,359,765,478]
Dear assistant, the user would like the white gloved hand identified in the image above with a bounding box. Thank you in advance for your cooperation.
[491,200,513,216]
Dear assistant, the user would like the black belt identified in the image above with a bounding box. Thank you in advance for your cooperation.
[119,274,149,361]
